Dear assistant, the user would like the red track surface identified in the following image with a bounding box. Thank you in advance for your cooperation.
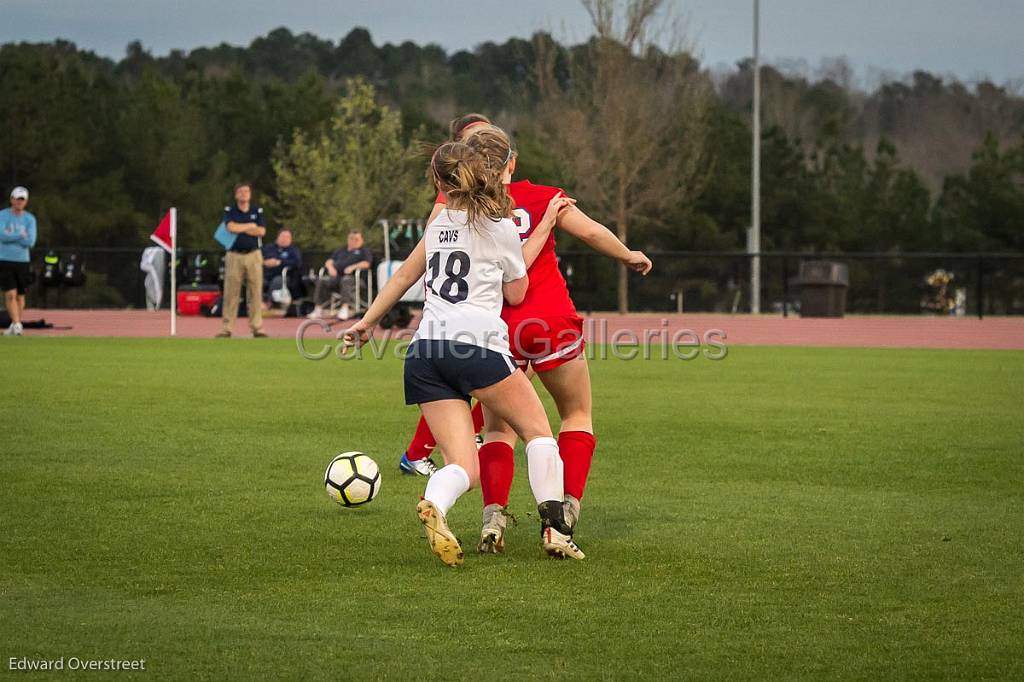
[13,308,1024,350]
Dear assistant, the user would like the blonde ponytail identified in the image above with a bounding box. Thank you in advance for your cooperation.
[430,142,514,226]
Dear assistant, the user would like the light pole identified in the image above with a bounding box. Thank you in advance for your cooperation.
[750,0,762,314]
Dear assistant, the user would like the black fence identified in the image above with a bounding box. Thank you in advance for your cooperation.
[23,247,1024,318]
[559,251,1024,318]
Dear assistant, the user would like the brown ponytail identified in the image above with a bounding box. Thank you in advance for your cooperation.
[430,141,514,226]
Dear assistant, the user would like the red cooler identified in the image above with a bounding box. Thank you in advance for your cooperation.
[177,289,220,316]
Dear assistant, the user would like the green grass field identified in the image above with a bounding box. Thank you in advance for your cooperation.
[2,338,1023,680]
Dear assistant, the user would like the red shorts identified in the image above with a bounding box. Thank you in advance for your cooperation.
[508,315,586,372]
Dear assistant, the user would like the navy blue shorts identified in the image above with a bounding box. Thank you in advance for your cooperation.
[404,340,518,405]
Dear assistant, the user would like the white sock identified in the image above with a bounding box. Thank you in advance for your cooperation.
[423,464,470,517]
[525,437,564,504]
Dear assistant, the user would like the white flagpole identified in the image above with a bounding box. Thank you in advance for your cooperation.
[750,0,762,314]
[170,207,177,337]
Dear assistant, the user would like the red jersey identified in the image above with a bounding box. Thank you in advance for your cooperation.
[434,180,577,323]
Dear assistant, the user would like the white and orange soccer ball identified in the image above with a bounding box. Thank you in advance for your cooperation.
[324,452,381,507]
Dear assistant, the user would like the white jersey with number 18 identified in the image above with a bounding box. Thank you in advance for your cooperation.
[413,207,526,355]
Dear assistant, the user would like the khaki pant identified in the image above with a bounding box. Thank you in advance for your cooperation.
[221,250,263,332]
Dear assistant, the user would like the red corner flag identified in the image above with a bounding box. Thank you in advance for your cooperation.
[150,211,174,253]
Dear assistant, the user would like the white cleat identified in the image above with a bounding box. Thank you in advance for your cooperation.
[542,526,585,560]
[3,323,23,336]
[399,452,438,476]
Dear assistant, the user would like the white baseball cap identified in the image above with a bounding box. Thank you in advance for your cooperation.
[10,186,29,199]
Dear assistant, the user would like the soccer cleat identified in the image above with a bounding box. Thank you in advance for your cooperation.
[416,499,464,567]
[3,323,23,336]
[477,504,516,554]
[563,494,581,532]
[542,526,585,560]
[538,500,585,560]
[215,330,231,338]
[399,452,438,476]
[252,329,268,338]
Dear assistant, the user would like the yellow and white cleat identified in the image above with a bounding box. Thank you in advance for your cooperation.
[416,499,464,567]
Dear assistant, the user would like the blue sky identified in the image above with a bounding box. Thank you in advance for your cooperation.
[3,0,1022,85]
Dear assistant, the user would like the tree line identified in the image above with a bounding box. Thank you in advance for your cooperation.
[2,20,1022,265]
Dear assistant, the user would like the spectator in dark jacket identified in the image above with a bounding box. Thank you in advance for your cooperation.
[263,229,304,302]
[309,230,372,320]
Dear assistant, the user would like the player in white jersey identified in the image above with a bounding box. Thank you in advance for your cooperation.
[343,141,581,566]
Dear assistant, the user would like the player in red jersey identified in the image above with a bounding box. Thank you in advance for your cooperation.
[400,122,652,553]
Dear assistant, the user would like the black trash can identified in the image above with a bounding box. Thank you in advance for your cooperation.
[796,261,848,318]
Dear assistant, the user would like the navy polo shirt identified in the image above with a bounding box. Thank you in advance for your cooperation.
[330,247,373,271]
[262,243,303,278]
[223,203,265,252]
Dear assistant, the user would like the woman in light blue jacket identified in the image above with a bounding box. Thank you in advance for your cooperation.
[1,186,38,336]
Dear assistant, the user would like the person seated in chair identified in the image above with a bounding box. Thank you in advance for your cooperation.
[310,230,372,320]
[262,229,304,305]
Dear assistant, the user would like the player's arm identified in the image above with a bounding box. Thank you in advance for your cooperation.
[502,275,528,306]
[500,221,530,305]
[521,195,576,268]
[557,208,652,275]
[342,239,427,344]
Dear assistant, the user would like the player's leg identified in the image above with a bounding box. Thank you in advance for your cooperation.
[471,371,583,559]
[398,415,439,475]
[476,405,518,552]
[398,402,483,476]
[416,398,479,567]
[536,355,595,529]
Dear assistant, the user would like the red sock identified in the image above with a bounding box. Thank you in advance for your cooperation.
[405,415,437,462]
[471,401,485,434]
[479,441,515,507]
[558,431,596,500]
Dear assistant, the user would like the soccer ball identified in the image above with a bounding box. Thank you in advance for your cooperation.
[324,452,381,507]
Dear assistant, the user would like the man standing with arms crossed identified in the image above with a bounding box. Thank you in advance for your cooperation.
[217,182,268,338]
[1,187,37,337]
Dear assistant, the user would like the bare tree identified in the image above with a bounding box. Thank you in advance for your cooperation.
[532,0,712,312]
